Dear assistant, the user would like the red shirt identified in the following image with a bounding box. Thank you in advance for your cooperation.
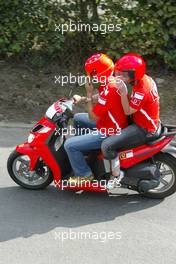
[129,74,160,132]
[93,83,128,135]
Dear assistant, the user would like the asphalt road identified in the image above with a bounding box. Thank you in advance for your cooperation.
[0,124,176,264]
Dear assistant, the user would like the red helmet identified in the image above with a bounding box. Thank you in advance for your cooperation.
[84,53,114,81]
[114,53,146,81]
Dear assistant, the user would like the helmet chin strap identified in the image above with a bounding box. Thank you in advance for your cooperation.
[128,79,140,88]
[116,69,142,85]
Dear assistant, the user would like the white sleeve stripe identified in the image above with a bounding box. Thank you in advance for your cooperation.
[140,109,157,131]
[108,111,121,130]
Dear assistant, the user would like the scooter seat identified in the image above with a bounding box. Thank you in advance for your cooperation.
[115,123,163,150]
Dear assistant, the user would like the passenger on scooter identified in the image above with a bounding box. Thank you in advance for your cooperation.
[101,53,160,190]
[64,53,128,184]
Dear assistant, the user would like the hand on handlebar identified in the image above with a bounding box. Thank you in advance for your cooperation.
[73,94,82,104]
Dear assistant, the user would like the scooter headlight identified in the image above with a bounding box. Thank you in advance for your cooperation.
[28,133,35,143]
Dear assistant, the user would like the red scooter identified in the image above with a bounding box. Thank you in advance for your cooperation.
[7,98,176,199]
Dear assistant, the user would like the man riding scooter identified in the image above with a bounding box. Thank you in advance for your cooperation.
[101,53,160,190]
[64,53,128,185]
[72,53,114,136]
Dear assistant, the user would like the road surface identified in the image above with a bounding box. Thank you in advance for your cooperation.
[0,124,176,264]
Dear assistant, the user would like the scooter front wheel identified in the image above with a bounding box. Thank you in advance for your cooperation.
[7,150,53,190]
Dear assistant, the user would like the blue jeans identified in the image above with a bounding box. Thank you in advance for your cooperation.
[64,113,108,177]
[73,113,96,135]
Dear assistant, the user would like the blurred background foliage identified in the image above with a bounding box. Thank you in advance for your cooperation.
[0,0,176,70]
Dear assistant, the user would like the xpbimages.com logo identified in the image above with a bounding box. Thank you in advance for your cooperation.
[54,229,122,243]
[54,126,121,139]
[54,179,122,191]
[54,73,117,86]
[55,20,122,35]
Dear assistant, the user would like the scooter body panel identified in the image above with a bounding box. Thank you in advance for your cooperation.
[13,99,176,193]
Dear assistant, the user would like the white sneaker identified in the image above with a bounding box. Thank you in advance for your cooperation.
[107,171,124,190]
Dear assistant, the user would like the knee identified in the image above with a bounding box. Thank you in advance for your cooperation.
[101,140,118,160]
[64,138,75,152]
[73,113,83,126]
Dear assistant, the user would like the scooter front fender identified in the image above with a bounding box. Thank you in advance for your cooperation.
[16,142,39,171]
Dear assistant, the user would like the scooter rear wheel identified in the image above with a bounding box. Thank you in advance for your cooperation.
[7,150,53,190]
[142,153,176,199]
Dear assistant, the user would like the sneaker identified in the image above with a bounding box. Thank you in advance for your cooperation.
[107,171,124,190]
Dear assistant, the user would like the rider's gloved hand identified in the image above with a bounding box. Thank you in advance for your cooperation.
[73,94,82,104]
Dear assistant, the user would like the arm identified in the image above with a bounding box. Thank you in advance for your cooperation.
[92,93,99,103]
[73,94,99,104]
[85,81,98,121]
[116,79,137,115]
[82,93,99,104]
[120,91,137,115]
[87,97,98,121]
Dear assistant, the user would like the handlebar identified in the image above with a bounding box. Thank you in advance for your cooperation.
[161,126,176,137]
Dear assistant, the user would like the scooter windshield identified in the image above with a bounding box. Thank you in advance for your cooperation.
[45,100,73,120]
